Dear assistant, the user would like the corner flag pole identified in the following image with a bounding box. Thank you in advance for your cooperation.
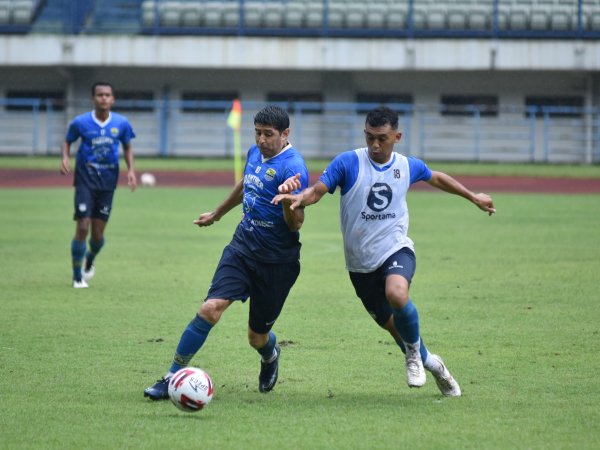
[227,99,242,184]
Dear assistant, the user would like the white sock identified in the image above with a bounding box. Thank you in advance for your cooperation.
[423,354,442,373]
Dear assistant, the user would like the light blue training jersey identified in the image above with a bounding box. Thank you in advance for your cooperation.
[319,149,433,272]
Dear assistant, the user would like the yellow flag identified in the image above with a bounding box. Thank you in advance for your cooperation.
[227,99,242,131]
[227,100,243,183]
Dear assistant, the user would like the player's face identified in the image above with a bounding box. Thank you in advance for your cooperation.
[364,124,402,164]
[255,124,290,159]
[92,85,115,112]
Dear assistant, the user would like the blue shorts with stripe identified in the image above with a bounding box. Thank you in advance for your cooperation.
[73,184,114,221]
[206,245,300,334]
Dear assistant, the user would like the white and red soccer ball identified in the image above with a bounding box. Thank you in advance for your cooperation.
[168,367,214,412]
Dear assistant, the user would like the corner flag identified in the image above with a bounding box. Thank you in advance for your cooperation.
[227,99,242,183]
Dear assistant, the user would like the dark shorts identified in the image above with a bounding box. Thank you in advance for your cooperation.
[348,247,416,327]
[206,245,301,334]
[73,184,114,221]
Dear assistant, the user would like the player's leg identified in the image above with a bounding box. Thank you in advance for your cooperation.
[71,186,93,288]
[144,246,247,400]
[382,248,426,387]
[248,258,300,393]
[83,191,113,281]
[380,315,461,396]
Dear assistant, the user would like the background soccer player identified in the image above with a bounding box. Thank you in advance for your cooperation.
[273,106,496,397]
[144,105,309,400]
[60,82,137,288]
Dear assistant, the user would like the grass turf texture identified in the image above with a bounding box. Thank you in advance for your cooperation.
[2,155,600,178]
[1,187,599,449]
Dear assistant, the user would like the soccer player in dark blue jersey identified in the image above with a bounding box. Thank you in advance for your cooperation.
[144,105,309,399]
[60,82,137,288]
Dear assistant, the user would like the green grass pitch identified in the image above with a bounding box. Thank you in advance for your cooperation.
[1,186,599,449]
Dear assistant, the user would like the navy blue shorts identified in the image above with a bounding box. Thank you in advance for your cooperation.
[348,247,416,327]
[206,245,301,334]
[73,184,114,221]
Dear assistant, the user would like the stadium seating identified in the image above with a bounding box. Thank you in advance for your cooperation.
[3,0,600,35]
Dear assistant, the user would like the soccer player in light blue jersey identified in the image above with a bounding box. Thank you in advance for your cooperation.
[60,82,137,289]
[144,105,309,400]
[273,106,495,397]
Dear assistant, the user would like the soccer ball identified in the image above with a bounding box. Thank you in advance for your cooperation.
[140,172,156,187]
[168,367,214,412]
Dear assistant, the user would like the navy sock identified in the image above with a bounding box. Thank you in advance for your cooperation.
[392,300,421,346]
[169,314,213,373]
[85,238,104,270]
[257,331,277,362]
[71,239,87,281]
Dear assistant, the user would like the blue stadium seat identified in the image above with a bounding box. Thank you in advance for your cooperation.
[447,7,468,30]
[530,6,550,30]
[426,7,447,29]
[11,0,35,25]
[305,2,323,28]
[243,1,262,28]
[365,3,386,29]
[327,2,344,28]
[160,1,181,27]
[345,3,365,29]
[264,3,283,28]
[181,2,204,27]
[0,1,9,25]
[203,2,224,27]
[386,3,407,29]
[283,3,304,28]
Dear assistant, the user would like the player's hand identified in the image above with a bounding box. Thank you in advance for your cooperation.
[271,193,302,211]
[60,157,71,175]
[474,193,496,216]
[278,173,302,194]
[128,170,137,192]
[193,212,218,227]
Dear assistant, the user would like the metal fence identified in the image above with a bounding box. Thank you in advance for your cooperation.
[0,98,598,163]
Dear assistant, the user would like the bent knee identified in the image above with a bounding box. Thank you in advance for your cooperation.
[385,285,409,308]
[198,299,228,324]
[247,330,268,349]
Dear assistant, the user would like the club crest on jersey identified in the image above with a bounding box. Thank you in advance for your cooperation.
[367,183,392,212]
[110,127,119,137]
[264,168,276,181]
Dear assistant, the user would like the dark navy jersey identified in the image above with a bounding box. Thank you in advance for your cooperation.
[229,143,309,263]
[66,111,135,191]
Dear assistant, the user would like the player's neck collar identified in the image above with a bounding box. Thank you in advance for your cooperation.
[368,151,396,171]
[92,111,112,127]
[262,142,292,163]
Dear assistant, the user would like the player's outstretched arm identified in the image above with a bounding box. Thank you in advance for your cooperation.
[427,171,496,216]
[193,179,244,227]
[60,141,72,175]
[272,180,329,211]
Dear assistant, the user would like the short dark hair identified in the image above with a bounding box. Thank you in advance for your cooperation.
[365,106,399,130]
[254,105,290,132]
[91,82,114,97]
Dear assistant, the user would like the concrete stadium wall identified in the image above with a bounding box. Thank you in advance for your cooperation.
[0,35,599,162]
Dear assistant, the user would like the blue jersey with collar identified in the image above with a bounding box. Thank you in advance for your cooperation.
[319,150,432,194]
[229,144,309,263]
[66,111,135,191]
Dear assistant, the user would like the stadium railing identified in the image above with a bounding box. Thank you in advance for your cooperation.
[0,98,598,164]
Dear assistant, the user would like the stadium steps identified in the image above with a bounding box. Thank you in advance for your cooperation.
[84,0,142,33]
[31,0,93,33]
